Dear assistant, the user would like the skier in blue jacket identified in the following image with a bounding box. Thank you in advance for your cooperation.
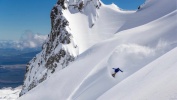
[112,68,123,77]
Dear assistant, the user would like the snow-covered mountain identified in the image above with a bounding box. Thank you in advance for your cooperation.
[19,0,102,96]
[18,0,177,99]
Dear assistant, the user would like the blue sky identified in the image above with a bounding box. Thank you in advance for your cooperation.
[0,0,145,40]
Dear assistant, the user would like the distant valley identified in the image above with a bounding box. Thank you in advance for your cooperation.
[0,48,40,65]
[0,48,40,88]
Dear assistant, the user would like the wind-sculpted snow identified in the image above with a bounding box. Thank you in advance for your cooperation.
[19,0,177,99]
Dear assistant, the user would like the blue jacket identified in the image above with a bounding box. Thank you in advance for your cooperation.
[113,68,123,73]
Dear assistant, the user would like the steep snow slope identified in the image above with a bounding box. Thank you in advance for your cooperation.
[117,0,176,32]
[64,0,176,53]
[20,0,176,95]
[98,47,177,100]
[18,0,177,99]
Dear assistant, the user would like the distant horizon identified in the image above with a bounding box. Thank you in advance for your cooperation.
[0,0,145,40]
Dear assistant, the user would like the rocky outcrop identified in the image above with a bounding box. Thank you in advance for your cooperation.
[20,0,101,96]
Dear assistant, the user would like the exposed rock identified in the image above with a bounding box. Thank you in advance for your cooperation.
[20,0,101,96]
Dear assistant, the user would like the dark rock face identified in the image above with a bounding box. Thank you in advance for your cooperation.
[19,0,77,96]
[20,0,101,96]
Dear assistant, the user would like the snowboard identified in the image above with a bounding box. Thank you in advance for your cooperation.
[112,73,116,77]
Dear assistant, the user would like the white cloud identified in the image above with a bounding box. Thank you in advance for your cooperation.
[18,31,47,49]
[0,31,47,49]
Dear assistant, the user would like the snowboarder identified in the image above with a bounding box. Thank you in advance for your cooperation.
[112,68,123,77]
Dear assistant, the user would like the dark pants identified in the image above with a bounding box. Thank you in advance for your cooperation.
[112,72,116,77]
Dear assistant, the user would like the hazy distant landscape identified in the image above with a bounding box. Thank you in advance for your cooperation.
[0,48,40,65]
[0,48,40,88]
[0,65,25,88]
[0,33,46,90]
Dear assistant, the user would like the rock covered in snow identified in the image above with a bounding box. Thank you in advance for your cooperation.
[20,0,101,96]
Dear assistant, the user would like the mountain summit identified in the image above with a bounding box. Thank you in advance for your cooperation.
[20,0,101,96]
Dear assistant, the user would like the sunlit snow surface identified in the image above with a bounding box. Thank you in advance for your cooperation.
[18,0,177,100]
[0,86,21,100]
